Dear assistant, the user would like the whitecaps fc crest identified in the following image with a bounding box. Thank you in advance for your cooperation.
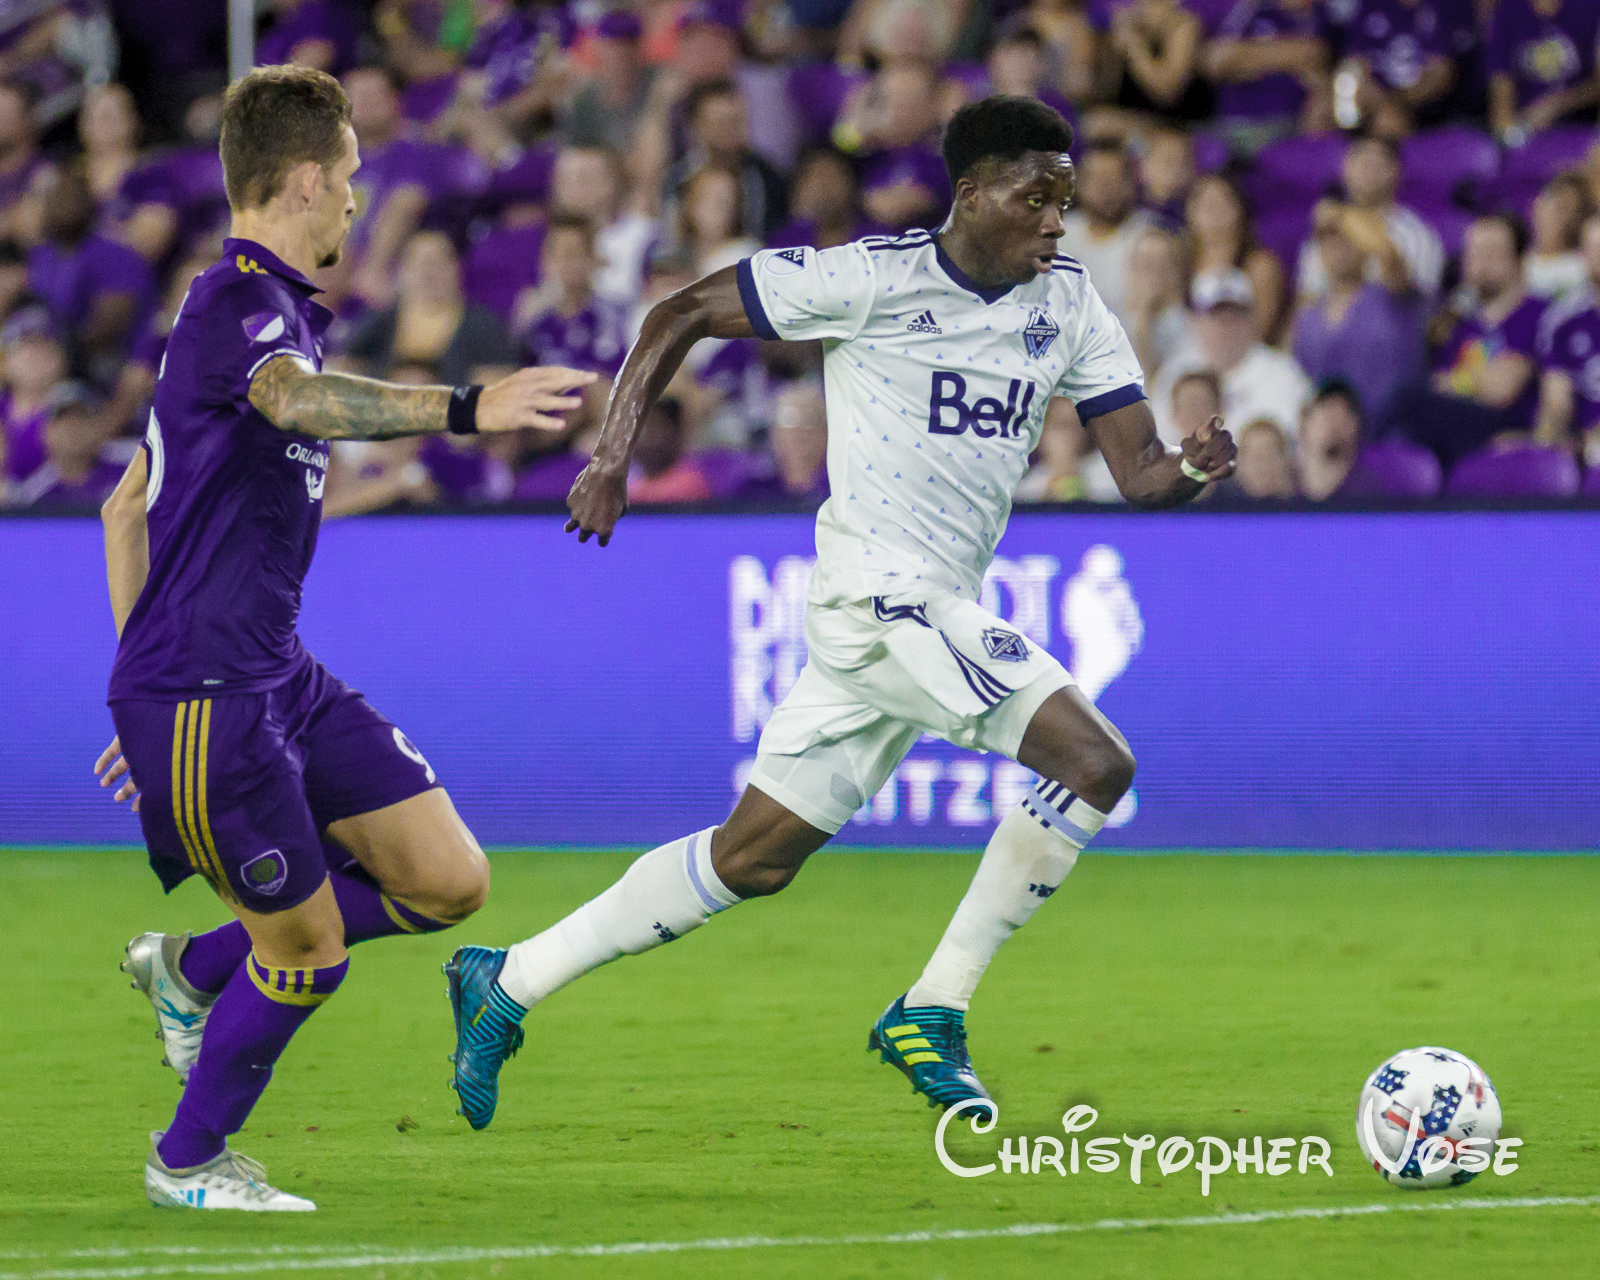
[1022,308,1059,359]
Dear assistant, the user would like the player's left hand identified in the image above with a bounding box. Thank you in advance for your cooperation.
[1183,415,1237,482]
[478,367,599,433]
[94,736,140,812]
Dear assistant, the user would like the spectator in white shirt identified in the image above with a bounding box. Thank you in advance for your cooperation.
[1056,139,1154,328]
[1524,170,1591,299]
[1152,268,1313,444]
[1296,134,1443,301]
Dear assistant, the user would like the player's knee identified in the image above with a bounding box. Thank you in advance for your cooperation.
[710,835,801,899]
[431,842,490,921]
[1081,737,1136,806]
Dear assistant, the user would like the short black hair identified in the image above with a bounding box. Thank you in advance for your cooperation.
[1312,377,1365,422]
[942,95,1075,185]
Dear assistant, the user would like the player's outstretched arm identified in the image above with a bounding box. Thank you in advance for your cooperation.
[566,265,755,545]
[247,356,597,442]
[1087,398,1236,509]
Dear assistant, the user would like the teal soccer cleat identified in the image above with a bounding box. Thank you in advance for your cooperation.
[444,946,526,1130]
[868,995,995,1116]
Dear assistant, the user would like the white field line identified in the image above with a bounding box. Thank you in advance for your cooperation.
[2,1195,1596,1279]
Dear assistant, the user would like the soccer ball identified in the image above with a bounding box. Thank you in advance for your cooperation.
[1355,1046,1502,1189]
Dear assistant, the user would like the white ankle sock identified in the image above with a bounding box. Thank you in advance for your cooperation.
[497,827,738,1008]
[905,783,1107,1012]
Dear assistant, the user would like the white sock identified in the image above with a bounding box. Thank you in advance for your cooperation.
[905,782,1107,1012]
[497,827,739,1008]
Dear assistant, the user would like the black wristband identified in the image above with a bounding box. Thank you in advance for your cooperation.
[447,384,483,435]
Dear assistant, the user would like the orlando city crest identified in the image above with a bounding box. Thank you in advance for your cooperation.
[1022,307,1059,360]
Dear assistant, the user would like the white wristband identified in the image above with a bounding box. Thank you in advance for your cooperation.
[1180,458,1209,484]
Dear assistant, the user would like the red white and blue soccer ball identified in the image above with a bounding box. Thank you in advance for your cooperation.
[1355,1046,1502,1189]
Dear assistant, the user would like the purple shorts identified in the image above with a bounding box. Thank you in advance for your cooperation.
[109,658,440,914]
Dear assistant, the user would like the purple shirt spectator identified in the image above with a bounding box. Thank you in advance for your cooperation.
[512,448,587,501]
[478,3,574,107]
[29,231,158,350]
[1292,282,1428,417]
[0,389,46,482]
[859,145,951,232]
[416,435,513,504]
[348,138,489,258]
[1213,0,1324,119]
[521,298,629,378]
[1538,288,1600,430]
[1488,0,1600,111]
[256,0,360,75]
[1434,294,1547,428]
[18,455,124,508]
[462,222,545,322]
[1343,0,1452,90]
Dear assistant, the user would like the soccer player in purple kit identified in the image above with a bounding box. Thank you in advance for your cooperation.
[91,64,595,1211]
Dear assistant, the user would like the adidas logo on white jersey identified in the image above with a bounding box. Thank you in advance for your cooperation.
[906,310,941,334]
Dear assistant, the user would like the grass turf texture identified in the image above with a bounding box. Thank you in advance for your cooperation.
[0,850,1595,1280]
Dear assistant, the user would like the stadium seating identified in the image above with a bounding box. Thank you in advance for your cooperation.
[1444,446,1582,498]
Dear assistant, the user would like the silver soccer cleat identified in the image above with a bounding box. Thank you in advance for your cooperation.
[145,1132,315,1211]
[121,932,216,1084]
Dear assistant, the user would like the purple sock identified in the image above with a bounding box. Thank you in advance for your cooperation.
[177,873,453,995]
[158,953,349,1171]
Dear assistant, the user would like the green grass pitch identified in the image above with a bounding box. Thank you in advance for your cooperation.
[1,849,1596,1280]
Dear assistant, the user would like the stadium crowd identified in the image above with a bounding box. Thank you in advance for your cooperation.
[4,0,1600,510]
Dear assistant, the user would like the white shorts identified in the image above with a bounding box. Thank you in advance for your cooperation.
[748,590,1074,834]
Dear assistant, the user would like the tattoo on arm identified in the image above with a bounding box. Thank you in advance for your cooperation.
[249,354,450,441]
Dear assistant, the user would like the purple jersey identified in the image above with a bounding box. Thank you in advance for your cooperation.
[859,144,951,231]
[18,455,124,508]
[108,239,334,700]
[348,138,488,258]
[1343,0,1451,90]
[28,232,158,350]
[1488,0,1600,109]
[1435,293,1547,427]
[1292,282,1428,418]
[256,0,359,75]
[1214,0,1325,118]
[0,390,47,482]
[462,222,545,321]
[1538,288,1600,431]
[520,297,628,376]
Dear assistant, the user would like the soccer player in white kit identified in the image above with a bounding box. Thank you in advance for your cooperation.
[445,97,1237,1129]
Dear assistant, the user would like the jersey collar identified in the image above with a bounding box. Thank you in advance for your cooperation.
[221,238,324,296]
[934,237,1017,305]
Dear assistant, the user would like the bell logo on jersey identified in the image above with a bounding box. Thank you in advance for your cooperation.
[928,372,1038,438]
[1022,308,1059,360]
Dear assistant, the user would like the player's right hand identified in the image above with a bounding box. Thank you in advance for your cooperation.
[477,366,598,433]
[95,736,140,812]
[564,463,628,546]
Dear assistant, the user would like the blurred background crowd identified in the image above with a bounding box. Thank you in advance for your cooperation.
[6,0,1600,511]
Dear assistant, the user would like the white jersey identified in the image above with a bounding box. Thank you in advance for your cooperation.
[738,229,1145,605]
